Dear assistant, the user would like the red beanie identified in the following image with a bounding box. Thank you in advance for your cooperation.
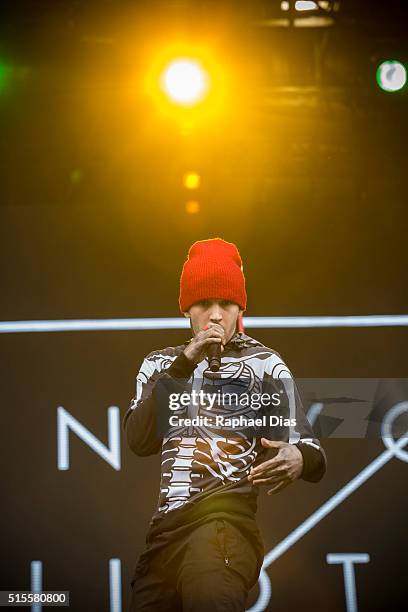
[179,238,247,313]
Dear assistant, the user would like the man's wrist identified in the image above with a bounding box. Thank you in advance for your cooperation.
[295,441,326,482]
[182,345,195,363]
[166,352,197,378]
[293,445,304,479]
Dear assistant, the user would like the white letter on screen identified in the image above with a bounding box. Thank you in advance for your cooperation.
[57,406,121,471]
[327,553,370,612]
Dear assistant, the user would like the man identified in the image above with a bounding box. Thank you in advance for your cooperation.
[124,238,327,612]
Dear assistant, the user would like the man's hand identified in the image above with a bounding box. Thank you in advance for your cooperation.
[248,438,304,495]
[183,323,225,365]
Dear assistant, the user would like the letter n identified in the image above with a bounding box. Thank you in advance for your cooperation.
[57,406,121,471]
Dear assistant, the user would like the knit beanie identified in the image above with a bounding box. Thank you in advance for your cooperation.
[179,238,247,313]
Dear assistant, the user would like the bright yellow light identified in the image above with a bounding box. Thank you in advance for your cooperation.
[160,59,209,106]
[144,42,231,127]
[185,200,200,214]
[183,172,201,189]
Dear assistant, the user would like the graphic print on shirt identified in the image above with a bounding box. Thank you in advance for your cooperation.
[159,354,282,514]
[130,336,304,515]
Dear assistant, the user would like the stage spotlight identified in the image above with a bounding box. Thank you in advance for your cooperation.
[160,59,209,106]
[185,200,200,214]
[295,1,318,10]
[376,61,407,92]
[183,172,201,190]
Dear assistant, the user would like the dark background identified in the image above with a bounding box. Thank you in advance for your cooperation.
[1,1,407,611]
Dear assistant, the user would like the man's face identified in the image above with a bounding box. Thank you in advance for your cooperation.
[186,299,242,344]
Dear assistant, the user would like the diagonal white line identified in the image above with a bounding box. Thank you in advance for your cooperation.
[248,431,408,612]
[264,446,395,566]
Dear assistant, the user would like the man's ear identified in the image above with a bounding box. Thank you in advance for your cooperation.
[236,310,244,332]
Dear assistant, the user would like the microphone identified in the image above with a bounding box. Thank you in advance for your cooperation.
[207,342,221,372]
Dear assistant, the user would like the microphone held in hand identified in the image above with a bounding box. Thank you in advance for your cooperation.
[207,342,221,372]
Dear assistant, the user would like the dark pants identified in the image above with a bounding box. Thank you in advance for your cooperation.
[129,518,263,612]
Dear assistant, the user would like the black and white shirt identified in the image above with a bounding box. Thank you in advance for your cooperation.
[124,332,327,540]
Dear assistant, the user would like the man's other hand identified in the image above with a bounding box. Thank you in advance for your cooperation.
[248,438,304,495]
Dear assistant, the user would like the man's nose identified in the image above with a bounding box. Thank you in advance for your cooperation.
[209,305,223,323]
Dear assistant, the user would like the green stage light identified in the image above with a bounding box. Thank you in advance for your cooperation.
[0,64,7,93]
[376,61,407,92]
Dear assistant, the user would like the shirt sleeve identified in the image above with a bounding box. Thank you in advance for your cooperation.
[292,378,327,482]
[263,354,327,483]
[123,351,197,457]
